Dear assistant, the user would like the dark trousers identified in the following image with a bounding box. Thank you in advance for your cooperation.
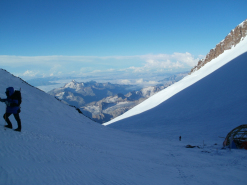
[3,113,22,129]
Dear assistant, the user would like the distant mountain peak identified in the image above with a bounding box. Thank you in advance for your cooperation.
[64,80,76,88]
[190,19,247,74]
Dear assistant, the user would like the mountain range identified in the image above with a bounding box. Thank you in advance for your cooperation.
[48,80,133,106]
[48,73,187,123]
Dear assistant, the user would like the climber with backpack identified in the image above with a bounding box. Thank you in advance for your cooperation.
[0,87,22,132]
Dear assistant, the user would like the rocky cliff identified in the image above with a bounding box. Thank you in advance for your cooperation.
[190,19,247,74]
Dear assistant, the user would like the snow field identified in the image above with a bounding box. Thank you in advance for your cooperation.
[0,67,246,184]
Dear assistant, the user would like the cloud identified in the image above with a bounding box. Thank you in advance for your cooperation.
[124,52,202,74]
[91,70,102,73]
[114,78,159,88]
[0,53,202,79]
[128,66,143,73]
[0,53,200,67]
[147,80,158,85]
[23,70,39,77]
[145,59,183,68]
[142,52,199,68]
[118,79,131,84]
[50,64,62,71]
[171,52,200,66]
[107,69,115,72]
[128,60,182,73]
[136,79,144,84]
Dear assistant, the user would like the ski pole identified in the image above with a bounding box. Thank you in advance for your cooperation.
[4,104,7,130]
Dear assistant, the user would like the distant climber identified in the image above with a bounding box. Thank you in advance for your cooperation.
[0,87,22,132]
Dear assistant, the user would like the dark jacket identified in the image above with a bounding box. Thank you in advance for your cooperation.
[0,87,20,114]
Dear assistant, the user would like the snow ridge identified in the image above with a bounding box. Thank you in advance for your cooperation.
[104,36,247,126]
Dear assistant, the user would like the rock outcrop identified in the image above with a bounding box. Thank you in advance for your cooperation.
[190,19,247,74]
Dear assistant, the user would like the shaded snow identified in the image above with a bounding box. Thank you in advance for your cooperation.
[106,51,247,143]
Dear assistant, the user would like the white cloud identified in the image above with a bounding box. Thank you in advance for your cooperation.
[115,78,159,87]
[23,70,39,77]
[122,52,202,74]
[142,52,199,68]
[144,59,183,68]
[50,64,62,71]
[147,80,158,84]
[0,53,200,67]
[136,79,144,84]
[128,66,143,73]
[91,70,102,73]
[107,69,115,72]
[171,52,199,66]
[118,79,131,84]
[0,53,202,79]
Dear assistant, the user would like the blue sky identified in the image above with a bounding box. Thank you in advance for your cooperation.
[0,0,246,84]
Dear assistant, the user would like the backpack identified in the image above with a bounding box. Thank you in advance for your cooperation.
[11,90,22,106]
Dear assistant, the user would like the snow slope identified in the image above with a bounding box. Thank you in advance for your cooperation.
[104,37,247,126]
[106,50,247,143]
[104,37,247,146]
[0,70,179,185]
[0,63,246,185]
